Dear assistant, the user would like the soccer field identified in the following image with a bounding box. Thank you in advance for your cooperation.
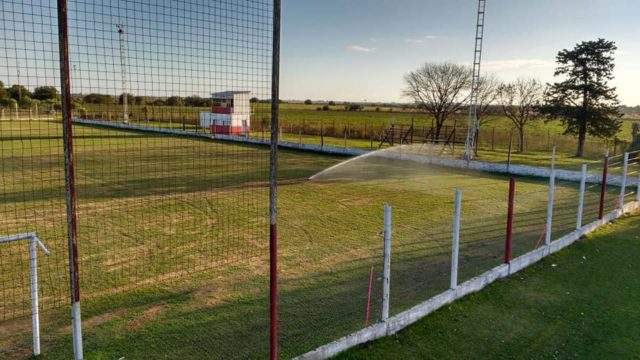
[0,120,619,359]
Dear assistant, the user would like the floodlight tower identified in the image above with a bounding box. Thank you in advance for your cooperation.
[464,0,487,161]
[17,61,22,100]
[116,24,129,123]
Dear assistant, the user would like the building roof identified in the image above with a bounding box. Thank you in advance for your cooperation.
[211,91,251,99]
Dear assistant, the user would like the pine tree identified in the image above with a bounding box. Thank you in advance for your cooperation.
[541,39,622,157]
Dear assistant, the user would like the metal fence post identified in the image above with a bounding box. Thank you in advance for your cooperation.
[545,147,556,246]
[57,0,83,358]
[506,131,513,172]
[637,165,640,202]
[28,237,41,356]
[450,189,462,289]
[505,178,515,264]
[619,152,629,210]
[599,150,609,219]
[577,164,587,229]
[269,0,281,358]
[381,204,392,322]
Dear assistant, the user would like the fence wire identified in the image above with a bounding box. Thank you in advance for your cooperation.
[2,0,274,358]
[2,1,639,360]
[1,1,70,358]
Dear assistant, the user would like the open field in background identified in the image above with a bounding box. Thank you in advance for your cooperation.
[74,102,638,138]
[337,212,640,360]
[66,102,638,163]
[1,119,632,359]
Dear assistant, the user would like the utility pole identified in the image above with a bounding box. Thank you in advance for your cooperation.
[464,0,487,161]
[116,24,128,123]
[17,61,22,100]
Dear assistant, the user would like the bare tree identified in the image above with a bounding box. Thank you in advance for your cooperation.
[403,62,470,140]
[497,78,545,152]
[476,74,501,127]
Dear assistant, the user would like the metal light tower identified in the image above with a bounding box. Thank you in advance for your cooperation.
[17,61,22,100]
[464,0,487,161]
[116,24,129,123]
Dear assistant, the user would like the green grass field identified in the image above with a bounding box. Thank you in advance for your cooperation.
[337,212,640,359]
[0,119,629,359]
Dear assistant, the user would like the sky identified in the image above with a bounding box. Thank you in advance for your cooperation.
[1,0,638,106]
[280,0,640,105]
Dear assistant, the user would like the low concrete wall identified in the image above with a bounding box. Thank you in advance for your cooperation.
[73,119,367,157]
[294,201,639,360]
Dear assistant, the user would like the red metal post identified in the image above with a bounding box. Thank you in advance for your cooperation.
[505,177,515,263]
[58,0,83,357]
[269,0,281,358]
[598,151,609,219]
[365,265,374,327]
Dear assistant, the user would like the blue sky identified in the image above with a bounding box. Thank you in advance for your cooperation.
[281,0,640,105]
[1,0,637,105]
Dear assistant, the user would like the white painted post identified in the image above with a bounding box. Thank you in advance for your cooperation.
[29,237,41,355]
[637,167,640,202]
[450,189,462,289]
[381,204,392,322]
[545,146,556,246]
[619,152,629,210]
[429,141,434,163]
[0,233,50,357]
[577,164,587,229]
[72,302,83,359]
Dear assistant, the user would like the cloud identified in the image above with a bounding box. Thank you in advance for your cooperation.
[482,59,555,70]
[404,38,424,44]
[425,35,439,40]
[368,38,384,43]
[346,45,376,53]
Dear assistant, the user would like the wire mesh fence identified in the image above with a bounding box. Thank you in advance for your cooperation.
[2,0,274,358]
[2,1,640,360]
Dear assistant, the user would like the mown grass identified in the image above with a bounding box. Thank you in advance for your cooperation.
[337,212,640,360]
[0,119,628,359]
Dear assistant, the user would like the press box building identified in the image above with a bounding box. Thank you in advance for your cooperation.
[199,91,251,135]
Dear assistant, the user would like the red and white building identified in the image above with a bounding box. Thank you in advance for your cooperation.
[199,91,251,136]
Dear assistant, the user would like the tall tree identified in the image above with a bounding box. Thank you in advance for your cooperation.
[541,39,622,157]
[8,84,30,101]
[32,86,60,101]
[497,78,545,152]
[403,62,470,140]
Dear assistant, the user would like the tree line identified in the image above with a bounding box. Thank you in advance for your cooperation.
[0,82,61,110]
[403,38,623,157]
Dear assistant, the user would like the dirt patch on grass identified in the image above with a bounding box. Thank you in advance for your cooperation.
[193,284,231,307]
[127,305,166,330]
[59,308,127,334]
